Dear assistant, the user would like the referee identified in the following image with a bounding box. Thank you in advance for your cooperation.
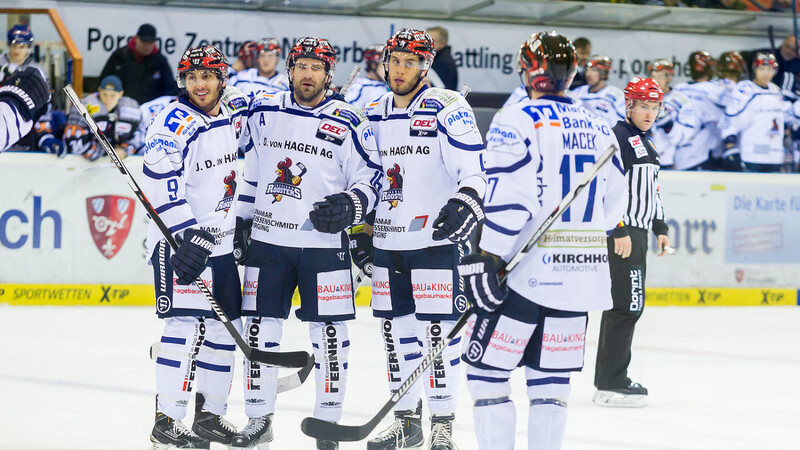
[593,77,671,408]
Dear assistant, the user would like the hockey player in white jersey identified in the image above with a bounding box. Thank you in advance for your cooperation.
[231,37,382,450]
[570,55,626,128]
[671,51,726,170]
[713,51,748,167]
[345,44,390,110]
[360,28,486,450]
[0,66,50,152]
[504,84,527,107]
[719,52,786,172]
[229,38,290,95]
[647,59,689,169]
[457,32,627,450]
[142,45,247,449]
[137,94,178,147]
[228,40,259,77]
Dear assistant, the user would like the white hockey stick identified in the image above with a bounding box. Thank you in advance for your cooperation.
[301,144,619,441]
[338,66,361,97]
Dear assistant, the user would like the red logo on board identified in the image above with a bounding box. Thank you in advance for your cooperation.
[86,195,135,259]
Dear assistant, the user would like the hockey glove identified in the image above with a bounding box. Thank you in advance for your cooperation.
[458,253,508,314]
[432,188,485,243]
[233,217,253,265]
[170,229,215,285]
[0,67,50,121]
[310,190,366,234]
[348,225,374,277]
[39,136,67,158]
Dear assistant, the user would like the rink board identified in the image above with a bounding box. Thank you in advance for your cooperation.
[1,284,797,307]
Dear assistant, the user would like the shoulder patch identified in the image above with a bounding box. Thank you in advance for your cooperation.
[332,105,365,128]
[423,88,458,107]
[162,107,200,137]
[628,135,648,159]
[443,106,477,137]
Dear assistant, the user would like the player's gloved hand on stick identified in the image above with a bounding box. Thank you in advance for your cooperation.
[348,225,374,277]
[432,187,485,243]
[40,136,66,158]
[310,190,366,233]
[170,228,215,285]
[326,88,346,102]
[233,216,252,265]
[0,67,50,121]
[458,252,508,314]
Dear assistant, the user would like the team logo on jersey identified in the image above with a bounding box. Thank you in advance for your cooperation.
[410,114,438,137]
[86,195,135,259]
[380,163,404,209]
[266,157,306,202]
[769,118,780,138]
[216,170,237,212]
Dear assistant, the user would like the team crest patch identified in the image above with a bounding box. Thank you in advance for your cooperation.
[266,157,306,202]
[86,195,135,259]
[316,119,348,146]
[409,114,438,137]
[628,135,648,159]
[380,163,404,209]
[216,170,237,212]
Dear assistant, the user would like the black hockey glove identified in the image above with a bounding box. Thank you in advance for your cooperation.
[432,188,485,243]
[458,253,508,314]
[0,67,50,121]
[170,229,215,285]
[348,226,374,277]
[233,217,252,265]
[326,88,346,102]
[310,190,366,234]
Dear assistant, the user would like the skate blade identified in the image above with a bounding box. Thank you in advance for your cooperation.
[592,391,648,408]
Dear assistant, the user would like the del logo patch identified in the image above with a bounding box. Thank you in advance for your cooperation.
[628,135,648,159]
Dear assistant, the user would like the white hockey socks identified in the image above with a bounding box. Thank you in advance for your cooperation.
[526,368,571,450]
[419,319,461,416]
[309,321,350,423]
[243,316,283,418]
[194,318,240,416]
[154,317,206,420]
[466,365,515,450]
[381,314,423,412]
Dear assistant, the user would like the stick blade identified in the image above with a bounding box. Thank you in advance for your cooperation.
[276,354,315,393]
[249,348,311,368]
[301,416,372,442]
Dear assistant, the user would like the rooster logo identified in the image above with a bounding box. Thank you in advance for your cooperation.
[216,170,237,212]
[380,163,404,209]
[266,157,306,202]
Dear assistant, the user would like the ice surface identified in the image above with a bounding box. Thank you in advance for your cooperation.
[1,305,798,449]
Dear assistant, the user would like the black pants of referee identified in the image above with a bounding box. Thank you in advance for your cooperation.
[594,226,648,390]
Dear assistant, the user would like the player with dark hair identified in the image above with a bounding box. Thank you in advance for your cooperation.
[230,38,289,95]
[647,59,690,169]
[571,55,626,128]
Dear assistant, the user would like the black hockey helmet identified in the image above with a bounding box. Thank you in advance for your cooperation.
[517,31,577,93]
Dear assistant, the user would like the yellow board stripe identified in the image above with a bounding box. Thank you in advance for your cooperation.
[0,285,796,307]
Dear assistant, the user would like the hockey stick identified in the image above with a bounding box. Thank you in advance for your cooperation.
[338,66,361,97]
[301,144,619,441]
[148,342,313,393]
[64,85,311,370]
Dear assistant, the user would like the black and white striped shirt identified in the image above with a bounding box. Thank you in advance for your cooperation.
[611,120,669,237]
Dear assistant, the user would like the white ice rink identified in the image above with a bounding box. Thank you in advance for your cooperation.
[1,305,799,450]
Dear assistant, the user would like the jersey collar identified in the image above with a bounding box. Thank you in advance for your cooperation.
[539,95,573,104]
[388,84,429,117]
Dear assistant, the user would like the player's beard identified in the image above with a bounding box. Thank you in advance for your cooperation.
[390,73,422,96]
[293,77,326,104]
[188,82,223,114]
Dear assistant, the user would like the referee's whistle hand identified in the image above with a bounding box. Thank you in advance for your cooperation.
[656,234,671,257]
[614,236,632,259]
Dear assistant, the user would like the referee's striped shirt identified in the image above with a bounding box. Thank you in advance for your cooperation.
[612,120,669,237]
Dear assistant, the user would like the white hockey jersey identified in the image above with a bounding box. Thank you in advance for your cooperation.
[0,101,32,152]
[141,96,245,260]
[670,80,726,169]
[230,68,290,96]
[570,84,626,129]
[650,88,690,166]
[345,76,390,111]
[503,85,527,107]
[137,95,177,150]
[237,91,382,249]
[719,80,786,166]
[480,95,627,312]
[363,85,486,251]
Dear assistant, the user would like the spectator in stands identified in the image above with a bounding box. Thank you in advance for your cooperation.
[99,24,177,104]
[65,75,143,161]
[426,26,458,90]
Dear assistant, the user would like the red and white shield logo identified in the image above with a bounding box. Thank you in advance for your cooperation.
[86,195,135,259]
[735,269,745,283]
